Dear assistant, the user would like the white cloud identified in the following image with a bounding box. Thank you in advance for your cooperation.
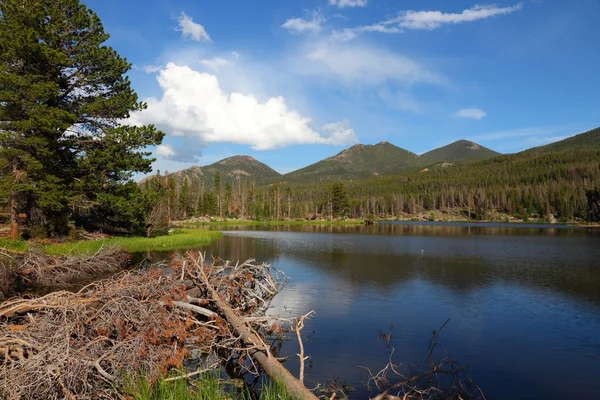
[177,12,211,41]
[329,0,368,8]
[130,63,357,151]
[331,3,522,41]
[199,57,231,70]
[156,144,176,158]
[331,24,401,41]
[299,41,445,86]
[142,64,162,73]
[321,121,358,145]
[393,3,523,31]
[455,108,487,120]
[281,11,325,34]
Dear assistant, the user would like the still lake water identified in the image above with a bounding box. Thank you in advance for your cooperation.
[149,222,600,399]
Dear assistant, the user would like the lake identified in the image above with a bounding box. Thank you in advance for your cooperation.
[147,222,600,399]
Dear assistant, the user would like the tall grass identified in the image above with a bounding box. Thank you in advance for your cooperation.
[0,229,222,256]
[44,229,223,255]
[123,371,295,400]
[0,239,29,253]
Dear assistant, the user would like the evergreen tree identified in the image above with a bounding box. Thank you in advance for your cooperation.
[179,177,190,219]
[586,189,600,222]
[203,191,217,216]
[0,0,163,237]
[213,172,222,217]
[225,181,232,216]
[331,182,349,218]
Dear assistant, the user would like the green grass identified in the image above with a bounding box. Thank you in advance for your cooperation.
[0,229,223,256]
[123,371,295,400]
[0,239,29,253]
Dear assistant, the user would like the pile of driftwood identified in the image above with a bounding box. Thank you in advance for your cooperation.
[0,251,317,400]
[0,247,131,297]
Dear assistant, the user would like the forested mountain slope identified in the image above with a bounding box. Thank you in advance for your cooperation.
[282,142,419,183]
[418,140,500,167]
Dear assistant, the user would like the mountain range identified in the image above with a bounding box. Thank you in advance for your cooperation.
[143,128,598,188]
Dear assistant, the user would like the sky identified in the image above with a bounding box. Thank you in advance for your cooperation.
[83,0,600,176]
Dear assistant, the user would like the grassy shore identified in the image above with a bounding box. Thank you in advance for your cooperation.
[0,229,223,255]
[125,372,294,400]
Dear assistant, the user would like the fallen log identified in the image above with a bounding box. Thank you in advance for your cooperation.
[1,252,304,399]
[194,257,318,400]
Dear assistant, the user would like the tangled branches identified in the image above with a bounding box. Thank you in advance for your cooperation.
[0,247,131,297]
[363,320,486,400]
[0,251,293,399]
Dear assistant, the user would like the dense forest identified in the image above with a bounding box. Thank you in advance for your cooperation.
[144,127,600,223]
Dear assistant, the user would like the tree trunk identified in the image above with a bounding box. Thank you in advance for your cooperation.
[10,190,19,240]
[9,161,20,240]
[200,273,318,400]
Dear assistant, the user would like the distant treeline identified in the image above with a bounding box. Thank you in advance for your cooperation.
[143,147,600,223]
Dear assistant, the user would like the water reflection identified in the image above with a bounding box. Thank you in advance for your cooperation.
[144,223,600,400]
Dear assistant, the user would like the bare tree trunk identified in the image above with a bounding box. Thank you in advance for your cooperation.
[199,271,318,400]
[9,161,20,240]
[9,190,19,240]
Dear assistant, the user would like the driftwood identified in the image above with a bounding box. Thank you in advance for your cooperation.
[189,254,318,400]
[0,246,131,297]
[0,250,313,399]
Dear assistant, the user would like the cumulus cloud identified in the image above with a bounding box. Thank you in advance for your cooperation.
[129,63,357,151]
[299,41,445,86]
[391,3,523,31]
[199,57,231,70]
[177,12,211,41]
[156,144,176,158]
[329,0,368,8]
[281,11,325,34]
[455,108,487,120]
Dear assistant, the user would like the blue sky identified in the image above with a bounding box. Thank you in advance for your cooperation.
[84,0,600,176]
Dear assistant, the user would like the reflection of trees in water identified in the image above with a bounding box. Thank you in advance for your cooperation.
[247,222,593,237]
[137,229,600,308]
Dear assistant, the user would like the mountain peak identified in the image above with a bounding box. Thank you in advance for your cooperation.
[449,139,483,150]
[285,142,418,183]
[217,155,256,164]
[419,140,499,165]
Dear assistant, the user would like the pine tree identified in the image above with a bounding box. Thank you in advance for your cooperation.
[225,182,232,216]
[213,172,222,217]
[331,182,349,218]
[0,0,163,237]
[179,177,190,219]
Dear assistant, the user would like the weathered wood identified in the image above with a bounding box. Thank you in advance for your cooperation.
[199,269,318,400]
[171,300,216,319]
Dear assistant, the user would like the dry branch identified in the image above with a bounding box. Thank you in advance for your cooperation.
[365,319,487,400]
[187,254,318,400]
[0,250,301,400]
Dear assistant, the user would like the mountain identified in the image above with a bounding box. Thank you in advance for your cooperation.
[142,155,281,189]
[525,126,600,154]
[282,141,419,184]
[418,140,500,167]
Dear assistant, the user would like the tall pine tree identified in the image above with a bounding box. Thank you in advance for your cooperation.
[0,0,163,237]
